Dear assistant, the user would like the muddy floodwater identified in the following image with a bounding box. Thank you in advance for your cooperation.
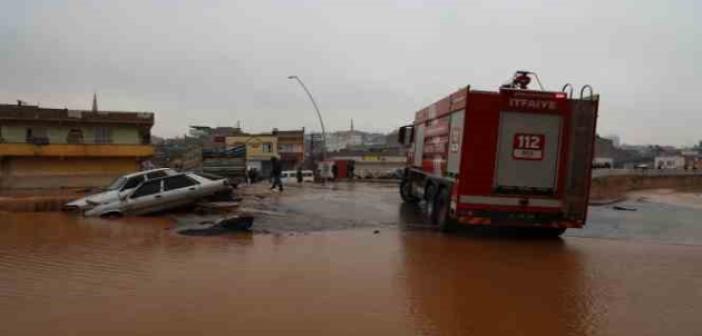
[1,185,702,335]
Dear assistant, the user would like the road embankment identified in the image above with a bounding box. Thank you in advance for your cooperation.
[590,173,702,203]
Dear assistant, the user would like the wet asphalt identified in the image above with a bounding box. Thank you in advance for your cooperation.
[200,181,702,246]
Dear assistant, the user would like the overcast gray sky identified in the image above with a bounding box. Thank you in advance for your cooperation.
[1,0,700,145]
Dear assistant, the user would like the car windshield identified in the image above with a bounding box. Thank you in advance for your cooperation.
[106,177,126,191]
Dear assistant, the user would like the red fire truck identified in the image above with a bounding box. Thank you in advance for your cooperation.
[398,71,599,235]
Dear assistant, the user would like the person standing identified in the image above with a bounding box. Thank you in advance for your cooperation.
[296,166,303,183]
[270,156,283,191]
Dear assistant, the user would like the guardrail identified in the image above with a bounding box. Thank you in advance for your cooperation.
[592,168,702,179]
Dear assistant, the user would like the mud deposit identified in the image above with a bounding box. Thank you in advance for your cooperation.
[1,209,700,335]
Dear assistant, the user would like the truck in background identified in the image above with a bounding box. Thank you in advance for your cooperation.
[398,71,599,236]
[201,145,247,186]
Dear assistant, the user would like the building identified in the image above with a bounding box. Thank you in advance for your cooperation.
[226,133,278,177]
[276,129,305,170]
[592,157,614,169]
[328,148,406,179]
[223,128,306,175]
[0,102,154,189]
[654,156,685,169]
[680,150,701,169]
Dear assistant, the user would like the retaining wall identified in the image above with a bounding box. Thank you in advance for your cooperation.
[590,174,702,201]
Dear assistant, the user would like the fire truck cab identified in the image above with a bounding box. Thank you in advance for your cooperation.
[398,72,599,235]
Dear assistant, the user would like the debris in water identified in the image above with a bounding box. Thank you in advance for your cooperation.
[178,215,254,236]
[613,205,637,211]
[373,230,380,234]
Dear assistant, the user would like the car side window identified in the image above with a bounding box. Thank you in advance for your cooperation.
[146,171,167,179]
[164,175,199,191]
[121,175,145,191]
[130,180,161,198]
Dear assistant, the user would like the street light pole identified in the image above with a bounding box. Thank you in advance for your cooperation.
[287,75,327,167]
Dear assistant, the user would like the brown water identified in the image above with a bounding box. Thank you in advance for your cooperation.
[1,213,700,335]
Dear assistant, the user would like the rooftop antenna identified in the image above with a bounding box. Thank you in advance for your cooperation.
[92,92,98,112]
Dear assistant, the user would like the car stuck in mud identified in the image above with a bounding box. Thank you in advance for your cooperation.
[78,172,231,217]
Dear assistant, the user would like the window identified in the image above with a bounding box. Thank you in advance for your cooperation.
[130,180,161,198]
[66,129,84,144]
[164,175,198,191]
[94,127,112,144]
[121,175,145,191]
[26,127,48,145]
[146,170,168,179]
[106,177,127,191]
[261,143,272,153]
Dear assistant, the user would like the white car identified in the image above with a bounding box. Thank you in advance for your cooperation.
[280,170,314,183]
[84,172,231,217]
[64,168,177,211]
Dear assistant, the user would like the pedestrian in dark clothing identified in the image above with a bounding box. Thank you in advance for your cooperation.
[248,168,256,184]
[296,167,303,183]
[331,164,338,181]
[270,156,283,191]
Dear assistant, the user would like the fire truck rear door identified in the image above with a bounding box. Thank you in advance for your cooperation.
[494,111,562,194]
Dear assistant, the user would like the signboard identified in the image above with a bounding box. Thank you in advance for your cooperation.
[512,133,545,160]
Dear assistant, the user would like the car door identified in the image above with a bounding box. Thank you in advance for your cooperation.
[161,175,201,209]
[125,180,164,215]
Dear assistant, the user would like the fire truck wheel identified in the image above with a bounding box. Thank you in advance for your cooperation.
[435,188,453,232]
[424,184,438,225]
[400,179,419,203]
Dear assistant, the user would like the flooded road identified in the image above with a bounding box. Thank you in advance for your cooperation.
[1,184,701,335]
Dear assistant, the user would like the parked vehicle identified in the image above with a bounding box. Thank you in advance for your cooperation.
[201,145,247,186]
[63,168,177,211]
[83,172,231,217]
[280,170,314,183]
[397,71,599,236]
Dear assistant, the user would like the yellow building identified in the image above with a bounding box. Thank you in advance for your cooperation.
[0,102,155,189]
[226,134,278,175]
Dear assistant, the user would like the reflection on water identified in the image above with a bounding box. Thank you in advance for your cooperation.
[399,232,594,335]
[0,212,700,335]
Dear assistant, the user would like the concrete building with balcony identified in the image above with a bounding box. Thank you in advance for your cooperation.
[0,102,154,189]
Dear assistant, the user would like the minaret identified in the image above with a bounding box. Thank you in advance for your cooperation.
[350,118,354,133]
[92,93,98,112]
